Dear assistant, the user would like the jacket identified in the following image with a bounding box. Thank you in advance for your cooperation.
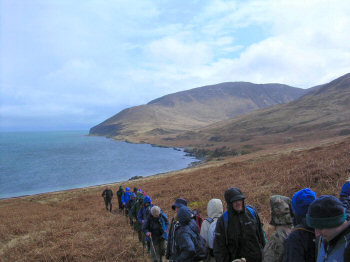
[137,195,153,224]
[316,222,350,262]
[101,189,113,199]
[121,191,131,205]
[200,199,223,261]
[282,218,315,262]
[213,188,266,262]
[174,206,198,262]
[129,194,145,231]
[142,210,169,245]
[116,186,124,203]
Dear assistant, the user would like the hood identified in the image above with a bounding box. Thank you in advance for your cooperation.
[207,198,223,219]
[292,188,316,217]
[224,187,246,214]
[340,181,350,197]
[269,195,293,226]
[177,206,193,225]
[143,195,152,207]
[137,193,144,202]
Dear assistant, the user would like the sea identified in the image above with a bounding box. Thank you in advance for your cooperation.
[0,130,198,199]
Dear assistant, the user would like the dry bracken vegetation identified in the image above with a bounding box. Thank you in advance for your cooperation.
[1,137,350,261]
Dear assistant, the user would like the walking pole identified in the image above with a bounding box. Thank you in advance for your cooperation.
[142,232,146,258]
[149,235,158,262]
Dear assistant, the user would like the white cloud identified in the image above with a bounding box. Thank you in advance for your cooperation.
[2,0,350,131]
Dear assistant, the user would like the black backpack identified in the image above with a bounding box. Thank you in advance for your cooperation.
[190,226,208,261]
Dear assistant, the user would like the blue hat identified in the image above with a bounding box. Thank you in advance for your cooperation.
[307,195,346,229]
[172,198,187,210]
[340,181,350,197]
[292,188,316,216]
[125,187,130,191]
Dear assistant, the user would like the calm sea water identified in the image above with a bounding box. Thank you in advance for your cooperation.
[0,131,198,199]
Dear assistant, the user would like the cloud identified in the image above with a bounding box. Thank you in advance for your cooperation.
[1,0,350,131]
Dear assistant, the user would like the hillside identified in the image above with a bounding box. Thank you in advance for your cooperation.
[1,136,349,261]
[150,73,350,156]
[90,82,307,141]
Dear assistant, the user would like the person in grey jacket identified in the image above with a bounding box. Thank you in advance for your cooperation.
[200,198,223,262]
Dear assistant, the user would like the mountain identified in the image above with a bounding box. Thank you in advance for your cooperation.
[163,73,350,156]
[90,82,307,142]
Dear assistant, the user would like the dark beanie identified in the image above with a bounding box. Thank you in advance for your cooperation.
[306,195,346,229]
[172,198,187,210]
[340,181,350,197]
[291,188,316,216]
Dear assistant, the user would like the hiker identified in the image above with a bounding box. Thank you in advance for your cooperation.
[307,195,350,262]
[263,195,293,262]
[282,188,316,262]
[138,195,153,253]
[173,206,207,261]
[166,198,188,261]
[126,193,137,225]
[101,186,113,212]
[129,193,145,244]
[213,187,266,262]
[116,186,124,211]
[339,180,350,213]
[121,187,131,215]
[200,198,223,262]
[143,206,169,262]
[133,187,138,194]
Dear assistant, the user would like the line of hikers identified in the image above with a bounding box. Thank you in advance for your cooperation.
[101,181,350,262]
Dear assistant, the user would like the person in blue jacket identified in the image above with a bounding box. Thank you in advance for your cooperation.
[339,180,350,214]
[282,188,316,262]
[307,195,350,262]
[143,205,169,262]
[173,206,199,261]
[121,187,131,215]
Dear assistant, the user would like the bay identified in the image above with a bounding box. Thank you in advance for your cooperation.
[0,130,198,199]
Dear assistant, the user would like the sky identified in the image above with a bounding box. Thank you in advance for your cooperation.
[1,0,350,132]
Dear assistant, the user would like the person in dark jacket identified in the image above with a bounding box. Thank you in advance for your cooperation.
[143,206,169,262]
[339,180,350,214]
[138,195,153,252]
[307,195,350,262]
[282,188,316,262]
[166,198,188,261]
[129,193,145,243]
[126,193,136,225]
[173,206,198,262]
[101,186,113,212]
[116,186,124,212]
[213,187,266,262]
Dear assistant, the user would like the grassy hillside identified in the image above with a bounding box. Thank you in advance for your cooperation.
[1,136,349,261]
[90,82,307,142]
[151,73,350,157]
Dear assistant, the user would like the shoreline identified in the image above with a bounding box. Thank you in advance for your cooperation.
[0,158,204,201]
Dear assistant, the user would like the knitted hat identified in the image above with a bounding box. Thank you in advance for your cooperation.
[291,188,316,216]
[172,198,187,210]
[306,195,346,229]
[340,181,350,197]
